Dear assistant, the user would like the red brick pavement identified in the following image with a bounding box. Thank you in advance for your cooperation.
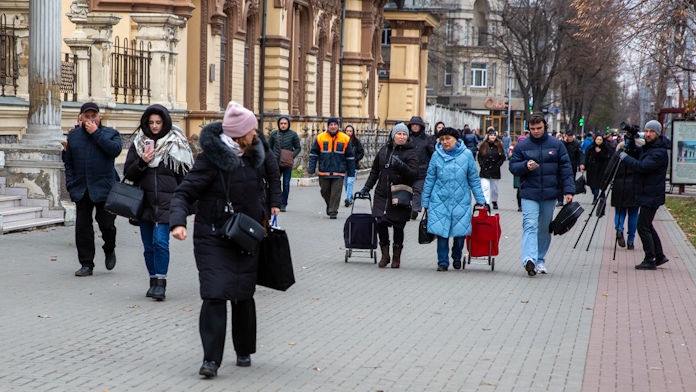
[583,212,696,392]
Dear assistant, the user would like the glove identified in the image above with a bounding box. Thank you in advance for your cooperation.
[358,187,370,197]
[390,155,406,168]
[619,152,628,161]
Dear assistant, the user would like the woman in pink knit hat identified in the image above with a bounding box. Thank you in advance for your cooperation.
[170,101,277,378]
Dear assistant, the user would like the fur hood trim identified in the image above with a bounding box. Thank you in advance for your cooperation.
[200,121,265,171]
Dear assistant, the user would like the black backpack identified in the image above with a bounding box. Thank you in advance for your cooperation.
[549,201,584,235]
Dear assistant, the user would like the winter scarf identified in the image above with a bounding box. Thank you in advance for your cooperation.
[133,125,194,175]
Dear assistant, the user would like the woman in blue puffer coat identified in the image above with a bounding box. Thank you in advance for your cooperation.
[422,127,486,271]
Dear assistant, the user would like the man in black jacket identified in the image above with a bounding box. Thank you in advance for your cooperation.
[557,130,585,206]
[407,115,435,220]
[268,116,301,212]
[619,120,670,270]
[63,102,122,277]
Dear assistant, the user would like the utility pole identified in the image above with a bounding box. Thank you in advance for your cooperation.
[507,59,512,136]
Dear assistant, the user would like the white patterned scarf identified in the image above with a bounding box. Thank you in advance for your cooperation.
[220,133,244,156]
[133,125,194,175]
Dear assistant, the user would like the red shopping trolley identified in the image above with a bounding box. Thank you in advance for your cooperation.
[465,205,501,271]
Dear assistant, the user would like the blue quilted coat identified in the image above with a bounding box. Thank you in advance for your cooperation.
[421,140,486,238]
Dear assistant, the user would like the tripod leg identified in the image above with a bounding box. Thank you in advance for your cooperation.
[574,199,599,249]
[612,233,618,261]
[585,213,603,251]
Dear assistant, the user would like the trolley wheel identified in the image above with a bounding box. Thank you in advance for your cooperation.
[373,249,377,264]
[491,257,495,271]
[345,249,349,263]
[467,253,471,265]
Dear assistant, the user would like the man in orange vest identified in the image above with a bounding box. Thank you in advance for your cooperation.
[308,117,356,219]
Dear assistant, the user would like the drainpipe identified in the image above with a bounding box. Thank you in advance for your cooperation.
[259,0,268,132]
[339,0,346,127]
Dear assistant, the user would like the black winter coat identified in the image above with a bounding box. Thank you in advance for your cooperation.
[364,140,419,223]
[409,130,435,179]
[463,133,479,157]
[258,131,282,218]
[622,135,670,208]
[563,139,584,174]
[350,136,365,170]
[169,122,266,301]
[608,150,637,208]
[584,143,611,189]
[63,125,122,203]
[477,140,505,179]
[123,144,184,223]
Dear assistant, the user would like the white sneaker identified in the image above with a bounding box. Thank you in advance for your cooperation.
[536,264,547,274]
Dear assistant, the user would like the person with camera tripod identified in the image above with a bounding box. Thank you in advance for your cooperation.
[618,120,670,270]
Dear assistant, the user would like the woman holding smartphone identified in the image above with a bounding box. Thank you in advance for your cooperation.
[124,104,194,300]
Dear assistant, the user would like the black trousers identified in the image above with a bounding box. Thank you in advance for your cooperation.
[377,219,405,245]
[199,298,256,365]
[412,178,425,212]
[75,194,116,268]
[319,178,344,215]
[637,206,664,261]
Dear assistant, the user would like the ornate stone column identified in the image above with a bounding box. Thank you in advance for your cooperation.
[131,14,186,108]
[21,0,62,146]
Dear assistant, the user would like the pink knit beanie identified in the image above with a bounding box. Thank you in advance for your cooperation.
[222,101,258,138]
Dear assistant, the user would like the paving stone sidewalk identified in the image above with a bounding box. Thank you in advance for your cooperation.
[0,169,695,391]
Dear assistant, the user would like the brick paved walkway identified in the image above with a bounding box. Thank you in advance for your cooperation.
[0,168,694,391]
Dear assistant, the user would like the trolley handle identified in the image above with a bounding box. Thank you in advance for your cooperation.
[472,203,490,213]
[354,191,371,200]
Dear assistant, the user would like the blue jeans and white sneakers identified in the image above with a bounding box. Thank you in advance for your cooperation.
[521,199,556,276]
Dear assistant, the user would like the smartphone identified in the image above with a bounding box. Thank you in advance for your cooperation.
[145,140,154,152]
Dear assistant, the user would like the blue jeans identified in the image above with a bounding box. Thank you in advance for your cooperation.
[615,207,639,244]
[344,176,356,202]
[436,236,465,267]
[520,199,556,267]
[139,222,170,278]
[281,167,293,207]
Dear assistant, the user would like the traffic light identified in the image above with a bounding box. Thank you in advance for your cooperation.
[579,117,584,127]
[606,126,610,132]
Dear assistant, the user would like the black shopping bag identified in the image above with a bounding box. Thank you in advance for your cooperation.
[257,216,295,291]
[418,210,435,244]
[104,181,144,220]
[574,174,586,194]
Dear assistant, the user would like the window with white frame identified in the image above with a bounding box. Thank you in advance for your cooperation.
[382,27,391,46]
[444,62,453,86]
[446,20,456,46]
[471,63,487,88]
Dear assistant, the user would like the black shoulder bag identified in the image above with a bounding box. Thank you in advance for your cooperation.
[217,170,265,253]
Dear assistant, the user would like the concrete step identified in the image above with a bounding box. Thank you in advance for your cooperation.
[0,206,43,223]
[0,195,21,209]
[2,217,64,233]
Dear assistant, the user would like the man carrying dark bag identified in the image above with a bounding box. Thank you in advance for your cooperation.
[618,120,670,270]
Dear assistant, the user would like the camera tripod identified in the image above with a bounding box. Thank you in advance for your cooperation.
[572,150,624,259]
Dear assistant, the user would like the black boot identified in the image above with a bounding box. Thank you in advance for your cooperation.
[492,201,499,210]
[146,278,157,297]
[391,244,403,268]
[616,230,626,247]
[199,361,219,378]
[378,243,390,268]
[635,258,657,270]
[151,278,166,300]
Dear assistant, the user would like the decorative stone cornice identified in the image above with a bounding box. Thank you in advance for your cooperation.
[87,0,195,19]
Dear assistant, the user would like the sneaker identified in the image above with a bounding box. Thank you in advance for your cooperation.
[517,207,522,212]
[105,252,116,271]
[280,206,287,212]
[452,260,462,270]
[525,260,536,276]
[536,264,547,274]
[655,255,669,266]
[492,202,499,210]
[329,214,337,220]
[635,258,657,270]
[627,243,634,250]
[344,199,351,207]
[199,361,219,378]
[616,230,626,247]
[437,265,448,271]
[74,266,93,277]
[236,355,251,367]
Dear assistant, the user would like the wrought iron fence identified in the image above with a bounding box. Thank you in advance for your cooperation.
[111,37,151,104]
[60,53,77,102]
[0,14,18,97]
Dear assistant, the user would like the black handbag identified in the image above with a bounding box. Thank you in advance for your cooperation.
[418,209,435,244]
[391,184,413,207]
[217,171,265,253]
[257,215,295,291]
[574,174,586,194]
[104,181,144,220]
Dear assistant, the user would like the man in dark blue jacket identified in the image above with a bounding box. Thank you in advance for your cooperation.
[509,114,575,276]
[462,126,479,158]
[63,102,122,276]
[619,120,670,270]
[407,115,435,220]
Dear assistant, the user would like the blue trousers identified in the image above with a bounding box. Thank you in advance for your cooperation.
[615,206,639,244]
[139,222,170,278]
[281,167,293,208]
[520,199,556,267]
[436,236,465,267]
[344,176,356,202]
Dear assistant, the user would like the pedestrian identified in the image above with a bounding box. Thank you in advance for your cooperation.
[422,127,486,272]
[63,102,122,277]
[618,120,670,270]
[358,122,418,268]
[501,131,511,158]
[407,115,435,220]
[123,104,194,300]
[509,114,575,276]
[557,130,585,206]
[308,117,356,219]
[268,115,301,212]
[170,101,272,377]
[257,129,283,224]
[584,135,611,203]
[477,127,506,209]
[462,127,479,158]
[434,121,445,134]
[343,124,364,207]
[610,139,639,250]
[581,133,593,154]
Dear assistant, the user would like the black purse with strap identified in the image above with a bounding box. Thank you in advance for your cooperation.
[104,180,144,220]
[216,170,265,253]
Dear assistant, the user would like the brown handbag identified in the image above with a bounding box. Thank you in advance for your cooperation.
[279,148,294,169]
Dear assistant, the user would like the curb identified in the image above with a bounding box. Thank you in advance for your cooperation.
[292,169,371,187]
